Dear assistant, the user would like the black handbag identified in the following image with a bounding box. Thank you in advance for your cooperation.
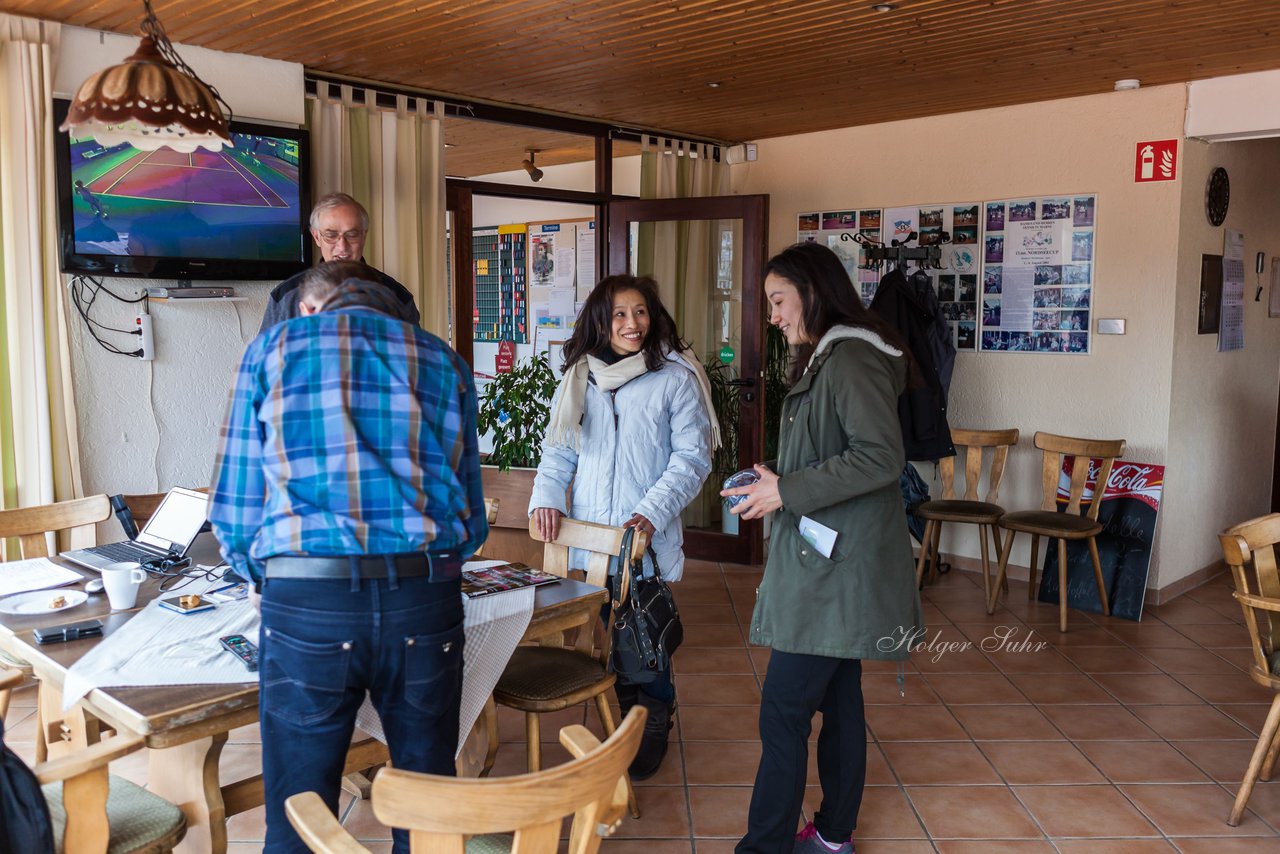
[607,526,683,684]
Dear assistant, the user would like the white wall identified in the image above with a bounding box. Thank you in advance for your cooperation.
[1163,137,1280,586]
[734,85,1189,587]
[54,26,304,498]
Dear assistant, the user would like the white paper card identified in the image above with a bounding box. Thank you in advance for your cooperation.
[798,516,838,558]
[0,557,84,598]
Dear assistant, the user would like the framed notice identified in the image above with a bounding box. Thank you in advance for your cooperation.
[980,194,1096,354]
[798,209,883,303]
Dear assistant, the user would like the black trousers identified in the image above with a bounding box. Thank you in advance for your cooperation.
[737,651,865,853]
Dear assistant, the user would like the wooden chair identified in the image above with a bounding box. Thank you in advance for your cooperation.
[1219,514,1280,826]
[986,432,1125,632]
[472,498,501,559]
[286,707,646,854]
[118,486,209,528]
[489,517,648,817]
[914,428,1019,600]
[0,494,112,759]
[0,669,186,854]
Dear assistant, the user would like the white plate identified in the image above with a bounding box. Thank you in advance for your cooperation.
[0,589,88,616]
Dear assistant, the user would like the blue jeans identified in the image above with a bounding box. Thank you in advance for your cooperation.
[259,575,464,854]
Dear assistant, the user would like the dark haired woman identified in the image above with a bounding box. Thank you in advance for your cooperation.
[724,243,923,854]
[529,274,717,778]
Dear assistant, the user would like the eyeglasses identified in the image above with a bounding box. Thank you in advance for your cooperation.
[316,228,366,244]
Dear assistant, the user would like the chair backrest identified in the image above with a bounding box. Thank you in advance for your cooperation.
[527,518,649,660]
[367,707,645,854]
[937,428,1020,502]
[527,517,649,589]
[1033,432,1125,519]
[120,487,210,528]
[1220,513,1280,691]
[471,498,502,559]
[0,495,111,558]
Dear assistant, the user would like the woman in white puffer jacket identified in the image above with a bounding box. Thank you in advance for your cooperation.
[529,273,717,780]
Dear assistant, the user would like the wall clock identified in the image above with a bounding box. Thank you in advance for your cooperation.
[1206,166,1230,226]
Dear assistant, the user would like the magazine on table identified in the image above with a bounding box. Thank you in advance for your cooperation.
[461,562,561,598]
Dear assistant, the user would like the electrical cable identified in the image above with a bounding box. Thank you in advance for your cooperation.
[68,275,145,356]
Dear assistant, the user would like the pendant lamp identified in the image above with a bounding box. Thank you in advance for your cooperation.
[59,0,233,153]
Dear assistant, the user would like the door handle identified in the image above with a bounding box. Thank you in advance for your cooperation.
[727,377,756,402]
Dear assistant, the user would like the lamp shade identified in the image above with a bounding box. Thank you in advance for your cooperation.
[59,36,232,153]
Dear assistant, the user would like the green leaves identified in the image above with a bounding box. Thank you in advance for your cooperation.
[477,352,559,471]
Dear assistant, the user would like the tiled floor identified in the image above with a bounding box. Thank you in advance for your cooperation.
[5,558,1280,853]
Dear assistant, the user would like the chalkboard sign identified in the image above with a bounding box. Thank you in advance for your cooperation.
[1038,459,1165,621]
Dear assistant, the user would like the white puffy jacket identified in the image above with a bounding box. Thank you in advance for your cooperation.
[528,352,713,581]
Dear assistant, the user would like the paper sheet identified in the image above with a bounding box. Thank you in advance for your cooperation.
[0,557,85,598]
[64,597,261,709]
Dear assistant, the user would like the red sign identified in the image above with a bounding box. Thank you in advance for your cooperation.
[495,339,516,374]
[1135,139,1177,183]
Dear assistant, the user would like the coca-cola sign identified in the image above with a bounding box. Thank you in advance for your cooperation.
[1043,457,1165,621]
[1057,458,1163,512]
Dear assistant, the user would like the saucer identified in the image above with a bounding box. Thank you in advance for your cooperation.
[0,589,89,616]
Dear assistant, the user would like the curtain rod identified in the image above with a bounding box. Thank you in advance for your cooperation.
[304,74,732,149]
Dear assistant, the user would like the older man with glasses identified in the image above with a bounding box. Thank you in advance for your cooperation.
[258,192,420,332]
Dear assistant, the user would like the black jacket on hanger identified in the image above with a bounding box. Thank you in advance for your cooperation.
[869,266,955,461]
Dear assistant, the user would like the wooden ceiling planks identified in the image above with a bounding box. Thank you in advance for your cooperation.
[9,0,1280,148]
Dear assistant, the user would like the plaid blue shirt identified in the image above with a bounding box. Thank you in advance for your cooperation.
[209,305,488,583]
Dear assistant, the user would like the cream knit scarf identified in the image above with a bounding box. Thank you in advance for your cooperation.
[545,348,722,452]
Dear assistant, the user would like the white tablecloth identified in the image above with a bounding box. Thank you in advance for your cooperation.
[62,578,535,757]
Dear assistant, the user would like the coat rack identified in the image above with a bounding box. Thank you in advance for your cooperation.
[841,230,950,271]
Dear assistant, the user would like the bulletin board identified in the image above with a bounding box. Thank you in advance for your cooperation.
[472,224,528,343]
[797,191,1099,356]
[528,218,595,352]
[798,209,883,303]
[979,194,1097,354]
[797,202,982,351]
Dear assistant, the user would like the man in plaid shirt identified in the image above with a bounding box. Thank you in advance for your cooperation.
[210,260,487,854]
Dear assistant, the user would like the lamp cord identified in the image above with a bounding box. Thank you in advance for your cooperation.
[140,0,234,124]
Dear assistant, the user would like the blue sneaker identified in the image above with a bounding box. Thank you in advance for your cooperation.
[793,822,855,854]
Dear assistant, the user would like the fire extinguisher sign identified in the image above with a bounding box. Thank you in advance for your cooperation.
[1134,139,1178,183]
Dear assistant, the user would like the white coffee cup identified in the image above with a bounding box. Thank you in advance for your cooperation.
[100,561,147,610]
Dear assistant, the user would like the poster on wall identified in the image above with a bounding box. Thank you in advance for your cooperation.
[881,203,982,351]
[528,220,592,343]
[797,210,883,303]
[980,194,1096,354]
[1037,458,1164,622]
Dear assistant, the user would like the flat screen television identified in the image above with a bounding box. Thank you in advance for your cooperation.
[53,98,312,280]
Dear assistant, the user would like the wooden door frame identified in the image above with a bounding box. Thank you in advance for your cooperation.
[606,194,770,565]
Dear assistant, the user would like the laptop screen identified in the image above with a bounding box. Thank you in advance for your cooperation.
[135,487,209,553]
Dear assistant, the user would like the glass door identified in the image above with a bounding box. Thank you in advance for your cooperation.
[607,195,769,565]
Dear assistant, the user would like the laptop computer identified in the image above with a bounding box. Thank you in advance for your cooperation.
[61,486,210,572]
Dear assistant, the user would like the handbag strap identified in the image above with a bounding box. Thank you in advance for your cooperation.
[612,525,635,609]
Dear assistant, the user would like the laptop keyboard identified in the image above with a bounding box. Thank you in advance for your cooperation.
[92,541,159,563]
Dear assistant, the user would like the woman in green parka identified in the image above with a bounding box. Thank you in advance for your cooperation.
[724,242,924,854]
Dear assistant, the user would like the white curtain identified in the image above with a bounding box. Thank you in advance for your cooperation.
[0,14,83,547]
[638,137,727,528]
[306,83,448,339]
[637,136,727,358]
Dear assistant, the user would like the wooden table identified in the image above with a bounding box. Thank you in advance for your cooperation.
[0,539,607,854]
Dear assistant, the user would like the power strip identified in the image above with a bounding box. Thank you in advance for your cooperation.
[146,286,236,299]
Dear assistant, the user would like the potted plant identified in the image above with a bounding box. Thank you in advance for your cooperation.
[475,352,559,565]
[476,352,559,471]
